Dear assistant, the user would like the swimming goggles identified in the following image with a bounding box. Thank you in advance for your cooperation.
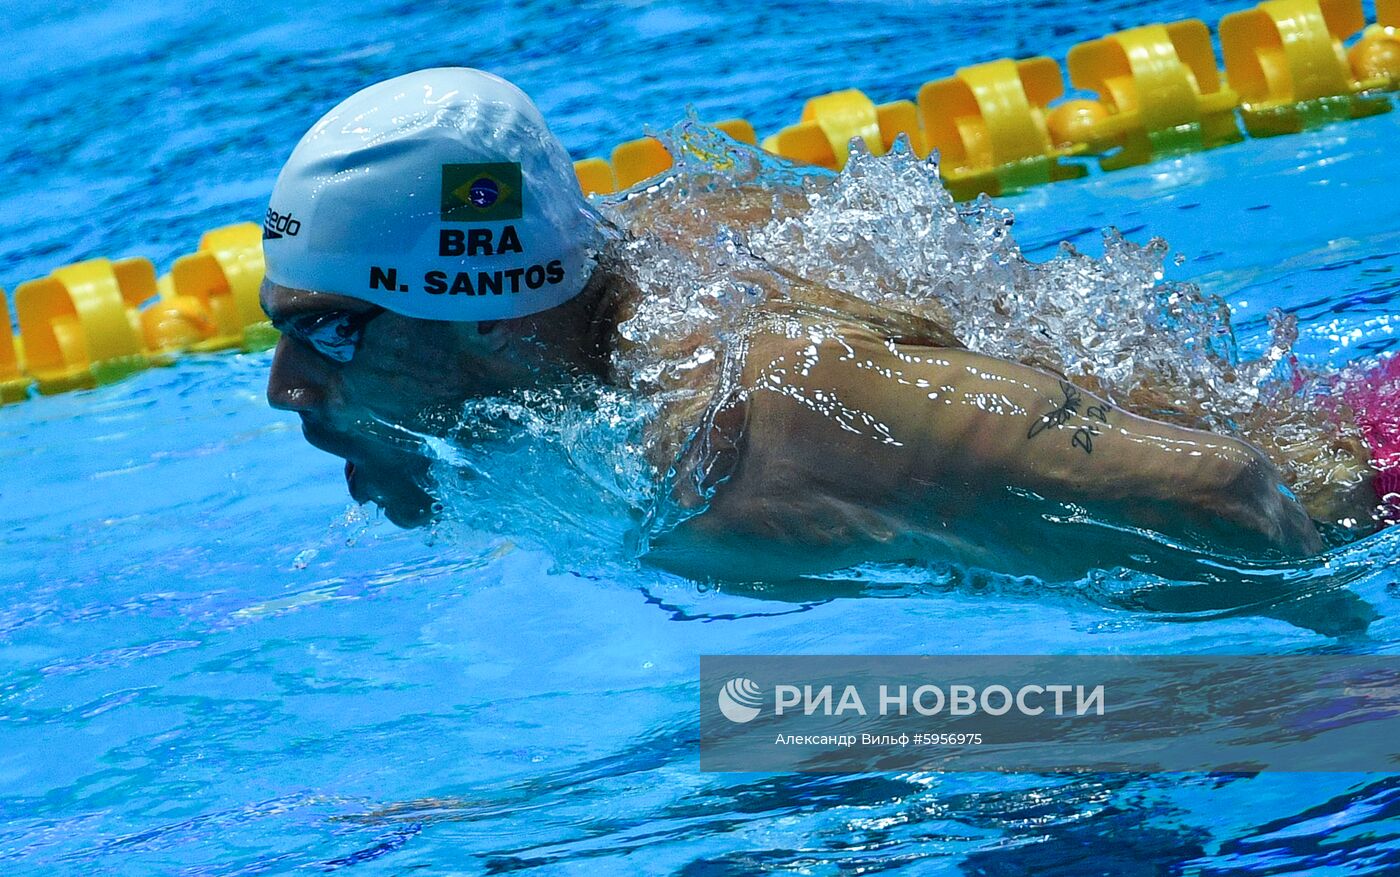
[272,306,386,365]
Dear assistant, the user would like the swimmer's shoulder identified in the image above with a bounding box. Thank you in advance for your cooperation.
[662,312,957,522]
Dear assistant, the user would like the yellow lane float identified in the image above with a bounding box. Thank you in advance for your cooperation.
[761,90,925,169]
[4,0,1397,404]
[1065,19,1243,169]
[0,290,32,404]
[167,222,276,351]
[919,57,1087,200]
[1349,0,1400,88]
[13,258,153,394]
[1220,0,1391,135]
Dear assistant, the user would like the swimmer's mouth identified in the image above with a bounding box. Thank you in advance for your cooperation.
[344,459,370,505]
[345,460,387,509]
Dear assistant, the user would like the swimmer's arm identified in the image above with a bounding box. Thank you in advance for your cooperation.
[891,348,1322,555]
[664,329,1321,566]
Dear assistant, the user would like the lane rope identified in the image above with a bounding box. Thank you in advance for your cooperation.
[2,0,1396,402]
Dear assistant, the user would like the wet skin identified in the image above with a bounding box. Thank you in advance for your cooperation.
[651,313,1324,581]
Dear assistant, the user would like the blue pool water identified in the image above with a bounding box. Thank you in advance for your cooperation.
[4,0,1400,873]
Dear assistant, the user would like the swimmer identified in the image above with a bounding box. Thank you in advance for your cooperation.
[260,68,1391,582]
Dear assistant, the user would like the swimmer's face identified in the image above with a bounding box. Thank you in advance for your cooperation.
[261,281,546,527]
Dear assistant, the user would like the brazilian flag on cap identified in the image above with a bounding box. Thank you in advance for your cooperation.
[441,162,523,222]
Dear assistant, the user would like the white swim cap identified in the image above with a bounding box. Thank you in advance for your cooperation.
[264,67,601,321]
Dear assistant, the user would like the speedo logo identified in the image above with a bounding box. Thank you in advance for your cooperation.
[263,209,301,240]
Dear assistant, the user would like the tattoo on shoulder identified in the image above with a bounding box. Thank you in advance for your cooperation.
[1027,381,1082,439]
[1074,402,1112,453]
[1026,381,1113,455]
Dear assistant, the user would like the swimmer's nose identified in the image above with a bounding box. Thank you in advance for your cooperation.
[267,336,330,413]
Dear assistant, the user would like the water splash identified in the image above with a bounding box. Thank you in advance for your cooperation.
[593,119,1380,532]
[607,120,1264,414]
[424,382,659,568]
